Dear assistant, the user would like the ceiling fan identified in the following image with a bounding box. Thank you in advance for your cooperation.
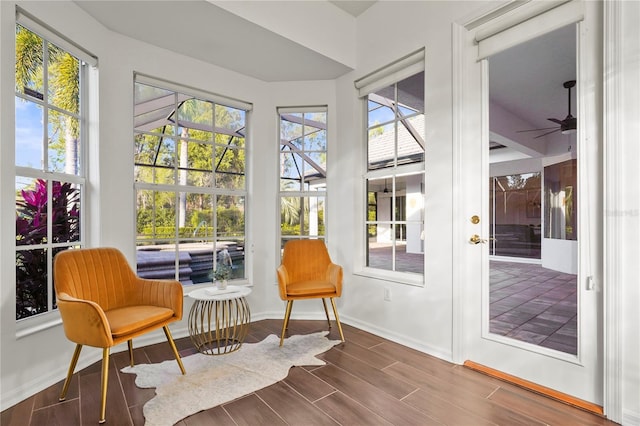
[517,80,576,138]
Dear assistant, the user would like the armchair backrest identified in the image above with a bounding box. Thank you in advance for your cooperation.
[281,240,332,282]
[54,247,140,311]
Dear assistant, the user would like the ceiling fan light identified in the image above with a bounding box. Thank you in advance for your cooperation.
[562,128,576,135]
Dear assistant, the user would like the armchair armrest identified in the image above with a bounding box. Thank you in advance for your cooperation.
[57,293,113,348]
[277,264,289,300]
[326,263,343,296]
[134,278,184,320]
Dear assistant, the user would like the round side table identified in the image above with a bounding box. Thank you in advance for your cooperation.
[187,285,252,355]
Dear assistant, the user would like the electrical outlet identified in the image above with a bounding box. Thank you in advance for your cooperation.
[384,288,392,301]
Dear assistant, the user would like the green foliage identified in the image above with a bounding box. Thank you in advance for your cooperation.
[15,180,80,319]
[212,263,232,281]
[15,24,82,319]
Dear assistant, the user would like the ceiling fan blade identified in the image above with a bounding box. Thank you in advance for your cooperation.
[534,128,561,139]
[516,126,560,133]
[547,118,563,125]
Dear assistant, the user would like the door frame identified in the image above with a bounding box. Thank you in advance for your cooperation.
[451,0,622,421]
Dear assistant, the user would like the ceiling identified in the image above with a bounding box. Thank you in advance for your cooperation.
[329,0,376,17]
[74,0,357,82]
[75,1,573,149]
[489,24,577,141]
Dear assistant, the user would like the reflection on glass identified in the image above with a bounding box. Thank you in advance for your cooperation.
[544,159,577,240]
[489,172,541,259]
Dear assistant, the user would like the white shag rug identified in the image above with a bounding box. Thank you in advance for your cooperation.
[121,332,341,426]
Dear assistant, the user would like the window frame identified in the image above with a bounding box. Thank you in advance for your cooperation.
[277,106,328,258]
[355,53,426,286]
[133,75,252,287]
[14,17,92,331]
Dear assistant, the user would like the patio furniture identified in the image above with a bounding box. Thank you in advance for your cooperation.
[277,239,345,346]
[187,286,252,355]
[54,247,185,424]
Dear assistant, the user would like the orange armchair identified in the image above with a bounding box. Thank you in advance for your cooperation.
[277,240,345,346]
[54,247,186,424]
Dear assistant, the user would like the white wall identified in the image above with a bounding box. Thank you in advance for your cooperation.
[0,0,337,410]
[1,1,638,423]
[611,1,640,423]
[334,0,490,360]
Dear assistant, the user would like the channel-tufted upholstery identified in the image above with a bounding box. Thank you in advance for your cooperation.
[54,247,185,424]
[277,240,345,346]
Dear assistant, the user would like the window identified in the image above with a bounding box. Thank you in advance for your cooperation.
[14,22,89,320]
[544,160,577,241]
[278,108,327,251]
[356,51,425,280]
[489,172,542,259]
[134,76,250,285]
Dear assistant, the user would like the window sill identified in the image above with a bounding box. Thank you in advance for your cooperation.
[354,267,424,287]
[16,312,63,339]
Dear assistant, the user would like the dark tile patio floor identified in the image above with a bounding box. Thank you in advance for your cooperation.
[368,242,578,355]
[490,261,577,355]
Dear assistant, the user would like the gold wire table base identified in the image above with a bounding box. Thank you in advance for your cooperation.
[188,296,251,355]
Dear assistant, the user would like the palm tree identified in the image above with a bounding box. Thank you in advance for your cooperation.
[16,24,80,174]
[15,24,80,319]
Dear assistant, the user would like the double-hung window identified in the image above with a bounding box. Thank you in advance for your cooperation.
[356,50,425,282]
[14,15,94,321]
[134,76,251,285]
[278,107,327,251]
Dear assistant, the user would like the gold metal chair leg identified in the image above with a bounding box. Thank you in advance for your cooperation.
[330,298,345,342]
[280,300,294,347]
[321,298,331,328]
[127,340,134,368]
[163,326,186,375]
[59,344,82,401]
[99,348,109,424]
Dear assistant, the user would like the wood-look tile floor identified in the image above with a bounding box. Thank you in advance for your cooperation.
[1,319,617,426]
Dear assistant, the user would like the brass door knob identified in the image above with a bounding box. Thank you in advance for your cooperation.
[469,234,485,244]
[469,234,496,244]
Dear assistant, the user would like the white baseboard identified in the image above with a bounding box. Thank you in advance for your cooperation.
[339,314,453,363]
[2,313,453,412]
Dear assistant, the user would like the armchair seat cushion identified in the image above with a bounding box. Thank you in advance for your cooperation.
[106,306,174,338]
[286,280,337,298]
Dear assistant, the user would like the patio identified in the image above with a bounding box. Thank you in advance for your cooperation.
[490,260,577,354]
[368,244,577,355]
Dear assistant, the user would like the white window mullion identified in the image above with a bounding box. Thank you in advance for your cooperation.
[360,52,425,282]
[46,180,54,313]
